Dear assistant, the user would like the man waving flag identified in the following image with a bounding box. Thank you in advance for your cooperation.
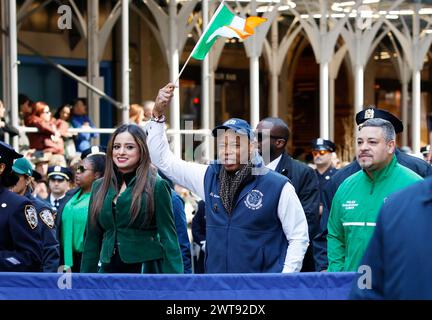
[191,1,267,60]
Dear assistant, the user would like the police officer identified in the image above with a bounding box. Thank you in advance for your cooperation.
[11,157,60,272]
[420,145,430,162]
[80,145,106,159]
[0,141,42,271]
[46,165,73,212]
[314,106,432,271]
[312,138,338,212]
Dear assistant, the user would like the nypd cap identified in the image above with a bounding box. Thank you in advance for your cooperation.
[356,106,403,134]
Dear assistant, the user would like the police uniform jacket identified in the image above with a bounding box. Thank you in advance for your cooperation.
[24,189,60,272]
[0,186,42,271]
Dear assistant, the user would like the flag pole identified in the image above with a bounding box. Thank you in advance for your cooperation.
[175,0,226,85]
[175,52,193,85]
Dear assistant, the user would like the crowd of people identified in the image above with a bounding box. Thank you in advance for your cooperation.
[0,84,431,299]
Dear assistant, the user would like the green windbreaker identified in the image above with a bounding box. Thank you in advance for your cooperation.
[327,155,422,272]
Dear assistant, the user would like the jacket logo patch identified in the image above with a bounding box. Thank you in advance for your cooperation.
[24,205,38,229]
[39,209,55,228]
[244,190,263,210]
[342,200,358,210]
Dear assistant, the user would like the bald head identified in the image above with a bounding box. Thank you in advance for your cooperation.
[259,117,290,141]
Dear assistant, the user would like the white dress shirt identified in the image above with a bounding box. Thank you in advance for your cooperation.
[146,121,309,272]
[266,154,282,171]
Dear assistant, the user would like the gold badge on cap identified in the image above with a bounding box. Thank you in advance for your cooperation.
[24,205,38,229]
[364,109,375,120]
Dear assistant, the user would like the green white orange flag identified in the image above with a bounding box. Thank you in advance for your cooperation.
[191,2,267,60]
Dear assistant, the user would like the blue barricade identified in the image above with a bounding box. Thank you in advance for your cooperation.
[0,272,356,300]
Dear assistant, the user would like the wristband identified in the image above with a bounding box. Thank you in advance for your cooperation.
[151,114,166,123]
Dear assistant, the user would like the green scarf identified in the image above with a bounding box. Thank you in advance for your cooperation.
[61,190,91,268]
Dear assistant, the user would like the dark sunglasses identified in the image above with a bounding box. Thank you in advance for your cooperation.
[76,165,93,174]
[256,132,287,142]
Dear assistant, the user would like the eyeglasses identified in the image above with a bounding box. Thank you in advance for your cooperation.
[256,132,287,142]
[76,165,93,174]
[312,150,330,156]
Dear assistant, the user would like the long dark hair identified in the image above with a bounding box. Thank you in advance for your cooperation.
[90,124,156,226]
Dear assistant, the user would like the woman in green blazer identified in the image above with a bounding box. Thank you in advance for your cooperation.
[81,124,183,273]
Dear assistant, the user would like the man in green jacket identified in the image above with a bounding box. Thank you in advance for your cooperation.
[327,118,422,272]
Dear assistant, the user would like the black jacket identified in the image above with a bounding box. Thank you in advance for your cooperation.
[275,152,320,239]
[314,148,432,271]
[275,153,320,272]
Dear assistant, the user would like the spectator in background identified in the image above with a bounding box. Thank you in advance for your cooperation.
[33,151,52,180]
[55,104,76,160]
[54,104,72,123]
[25,102,68,155]
[142,100,155,126]
[70,99,98,153]
[34,180,49,201]
[129,104,145,126]
[18,94,33,150]
[0,99,19,142]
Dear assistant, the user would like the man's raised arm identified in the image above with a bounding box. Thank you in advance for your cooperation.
[146,83,208,199]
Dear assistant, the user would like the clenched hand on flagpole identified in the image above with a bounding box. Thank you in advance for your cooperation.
[175,0,267,85]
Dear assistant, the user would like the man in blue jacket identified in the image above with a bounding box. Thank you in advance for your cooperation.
[350,178,431,299]
[146,83,309,273]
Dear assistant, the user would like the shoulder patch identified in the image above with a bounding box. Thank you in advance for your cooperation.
[24,205,38,229]
[39,209,55,229]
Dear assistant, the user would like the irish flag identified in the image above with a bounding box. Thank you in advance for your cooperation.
[191,2,267,60]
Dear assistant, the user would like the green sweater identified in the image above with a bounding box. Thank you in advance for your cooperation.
[81,175,183,273]
[61,190,90,268]
[327,155,422,272]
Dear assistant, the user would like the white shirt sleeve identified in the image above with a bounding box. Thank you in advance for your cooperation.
[145,121,208,199]
[277,182,310,273]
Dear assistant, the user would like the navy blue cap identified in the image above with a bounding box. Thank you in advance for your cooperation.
[356,107,403,134]
[421,145,430,155]
[211,118,254,140]
[47,166,72,181]
[312,138,336,152]
[0,141,22,166]
[80,146,107,160]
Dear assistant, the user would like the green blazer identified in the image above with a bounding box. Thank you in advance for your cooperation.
[81,175,183,273]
